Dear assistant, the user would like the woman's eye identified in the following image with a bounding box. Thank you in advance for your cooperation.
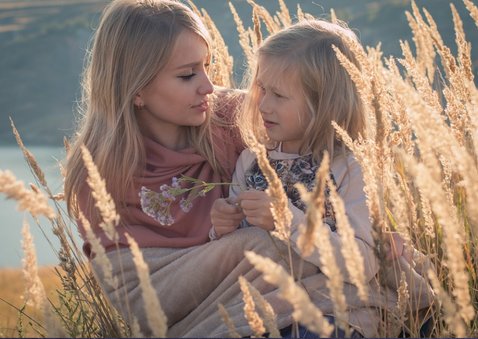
[273,92,283,98]
[179,73,196,80]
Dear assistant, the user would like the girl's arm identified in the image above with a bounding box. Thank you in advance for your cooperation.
[289,154,379,283]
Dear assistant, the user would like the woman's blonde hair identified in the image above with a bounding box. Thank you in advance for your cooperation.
[65,0,219,219]
[238,19,365,161]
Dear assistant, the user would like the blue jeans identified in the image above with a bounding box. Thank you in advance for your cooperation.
[279,316,364,339]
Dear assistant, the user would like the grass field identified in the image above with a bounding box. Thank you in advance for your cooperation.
[0,266,61,338]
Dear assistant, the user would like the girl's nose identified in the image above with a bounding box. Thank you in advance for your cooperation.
[198,73,214,95]
[259,97,272,115]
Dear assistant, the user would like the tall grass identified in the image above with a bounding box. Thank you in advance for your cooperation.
[1,0,477,337]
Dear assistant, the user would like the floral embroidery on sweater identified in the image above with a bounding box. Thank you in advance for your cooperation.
[244,153,337,231]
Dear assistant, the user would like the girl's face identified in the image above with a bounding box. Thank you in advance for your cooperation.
[256,57,310,153]
[135,29,213,148]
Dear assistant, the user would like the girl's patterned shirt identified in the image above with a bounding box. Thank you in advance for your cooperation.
[244,152,337,231]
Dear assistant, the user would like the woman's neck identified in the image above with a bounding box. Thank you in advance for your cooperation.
[139,122,189,151]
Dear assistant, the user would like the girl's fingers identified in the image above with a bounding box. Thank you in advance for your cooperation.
[238,190,269,201]
[240,199,269,211]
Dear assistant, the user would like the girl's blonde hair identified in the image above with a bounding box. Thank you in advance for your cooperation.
[65,0,220,219]
[238,19,365,161]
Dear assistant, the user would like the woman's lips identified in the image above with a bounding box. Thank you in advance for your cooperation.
[192,101,208,112]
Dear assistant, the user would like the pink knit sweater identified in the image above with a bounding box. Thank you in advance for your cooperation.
[78,92,244,258]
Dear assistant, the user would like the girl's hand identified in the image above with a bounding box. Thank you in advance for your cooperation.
[237,190,275,231]
[385,232,413,264]
[211,198,244,238]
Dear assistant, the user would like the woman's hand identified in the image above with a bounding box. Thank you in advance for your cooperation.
[237,190,275,231]
[210,198,244,238]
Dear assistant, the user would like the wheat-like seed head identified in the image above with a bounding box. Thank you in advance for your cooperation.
[21,221,47,308]
[239,276,266,337]
[428,269,467,337]
[0,170,55,219]
[79,212,117,290]
[80,145,119,241]
[10,118,48,189]
[326,173,369,303]
[125,234,168,337]
[245,251,334,338]
[250,141,292,242]
[218,303,241,338]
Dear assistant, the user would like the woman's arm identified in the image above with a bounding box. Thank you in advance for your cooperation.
[209,149,253,239]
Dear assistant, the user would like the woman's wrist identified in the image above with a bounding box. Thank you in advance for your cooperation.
[208,225,220,241]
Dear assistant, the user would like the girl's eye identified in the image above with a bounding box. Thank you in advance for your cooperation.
[179,73,196,80]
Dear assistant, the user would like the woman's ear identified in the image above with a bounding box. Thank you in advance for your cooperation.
[134,93,144,108]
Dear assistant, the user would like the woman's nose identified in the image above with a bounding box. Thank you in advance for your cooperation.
[198,73,214,95]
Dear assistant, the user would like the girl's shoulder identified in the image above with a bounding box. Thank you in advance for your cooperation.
[330,151,364,188]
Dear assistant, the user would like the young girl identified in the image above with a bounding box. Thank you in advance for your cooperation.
[211,19,434,337]
[211,19,376,277]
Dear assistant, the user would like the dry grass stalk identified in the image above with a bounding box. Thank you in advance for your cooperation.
[294,155,348,334]
[276,0,291,28]
[401,152,474,324]
[245,251,334,338]
[464,0,478,28]
[332,123,384,246]
[326,173,369,302]
[21,220,47,308]
[79,212,117,290]
[239,276,280,338]
[333,45,372,117]
[396,271,410,324]
[239,276,266,337]
[246,1,280,34]
[10,118,48,189]
[125,234,167,337]
[63,136,71,156]
[398,41,441,111]
[428,270,467,337]
[248,139,292,242]
[130,317,143,338]
[406,1,436,82]
[417,188,436,239]
[229,2,255,69]
[200,9,234,87]
[330,8,337,24]
[21,221,66,337]
[295,155,328,257]
[0,169,55,219]
[252,7,262,47]
[218,303,241,338]
[451,4,473,82]
[80,145,120,242]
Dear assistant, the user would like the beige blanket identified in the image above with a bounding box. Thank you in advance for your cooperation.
[92,227,434,338]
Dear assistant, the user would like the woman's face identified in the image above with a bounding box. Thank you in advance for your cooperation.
[135,29,213,148]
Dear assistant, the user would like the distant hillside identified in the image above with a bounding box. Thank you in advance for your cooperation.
[1,0,477,146]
